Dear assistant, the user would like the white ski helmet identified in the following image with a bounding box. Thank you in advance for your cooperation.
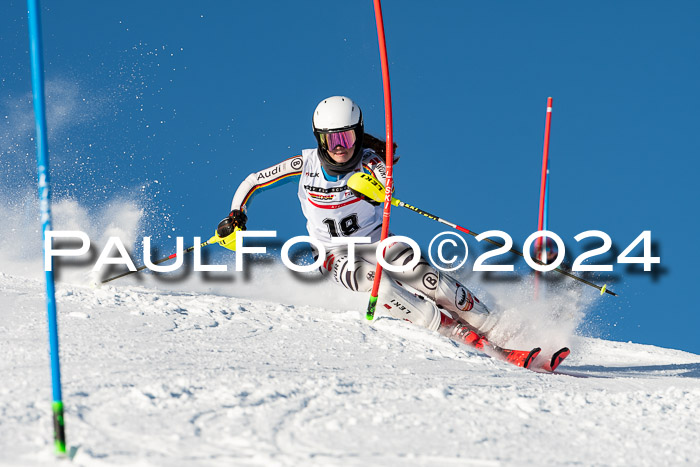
[312,96,364,175]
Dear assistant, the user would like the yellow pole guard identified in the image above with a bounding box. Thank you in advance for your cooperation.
[214,227,242,251]
[347,172,400,206]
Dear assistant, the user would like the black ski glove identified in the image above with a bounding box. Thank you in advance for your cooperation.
[217,209,247,237]
[350,188,381,206]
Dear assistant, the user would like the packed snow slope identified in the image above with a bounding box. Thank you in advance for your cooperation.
[1,269,699,467]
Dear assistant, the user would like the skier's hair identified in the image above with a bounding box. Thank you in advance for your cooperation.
[363,132,398,162]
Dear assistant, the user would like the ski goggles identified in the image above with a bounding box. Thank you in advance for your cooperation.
[318,129,357,150]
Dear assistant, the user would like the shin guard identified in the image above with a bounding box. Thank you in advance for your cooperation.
[377,275,442,332]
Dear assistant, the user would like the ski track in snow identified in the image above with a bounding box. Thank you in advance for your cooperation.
[1,271,699,467]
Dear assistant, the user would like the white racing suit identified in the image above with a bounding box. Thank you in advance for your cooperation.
[230,147,494,337]
[318,240,496,336]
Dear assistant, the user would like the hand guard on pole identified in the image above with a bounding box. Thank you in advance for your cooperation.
[216,210,247,251]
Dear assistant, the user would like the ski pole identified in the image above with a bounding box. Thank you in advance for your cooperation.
[101,234,219,284]
[348,173,617,296]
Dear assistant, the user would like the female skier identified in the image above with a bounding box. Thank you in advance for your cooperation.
[216,96,499,352]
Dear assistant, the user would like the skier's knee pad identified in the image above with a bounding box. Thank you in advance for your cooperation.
[434,274,490,329]
[381,241,433,282]
[377,275,442,332]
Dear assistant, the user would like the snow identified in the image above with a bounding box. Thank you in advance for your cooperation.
[1,269,699,467]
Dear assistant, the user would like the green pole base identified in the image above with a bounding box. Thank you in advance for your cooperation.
[366,295,378,320]
[52,401,66,455]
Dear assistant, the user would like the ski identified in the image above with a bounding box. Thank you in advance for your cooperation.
[449,323,541,369]
[497,346,542,369]
[441,315,570,371]
[541,347,571,372]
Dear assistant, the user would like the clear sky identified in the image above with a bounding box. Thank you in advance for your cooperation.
[2,1,699,353]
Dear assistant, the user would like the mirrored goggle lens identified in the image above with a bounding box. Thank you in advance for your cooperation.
[320,129,357,150]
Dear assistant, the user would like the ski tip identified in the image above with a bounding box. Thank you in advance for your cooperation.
[524,347,542,369]
[543,347,571,372]
[550,347,571,371]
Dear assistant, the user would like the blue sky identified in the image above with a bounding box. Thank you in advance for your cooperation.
[2,1,699,354]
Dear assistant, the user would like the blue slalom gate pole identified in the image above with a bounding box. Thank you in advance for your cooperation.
[27,0,67,455]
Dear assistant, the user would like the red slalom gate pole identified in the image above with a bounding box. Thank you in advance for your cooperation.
[534,97,553,299]
[366,0,395,320]
[537,97,553,234]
